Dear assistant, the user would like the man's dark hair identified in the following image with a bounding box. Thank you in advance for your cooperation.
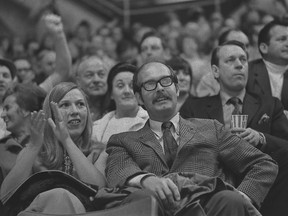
[0,58,17,79]
[258,19,288,56]
[211,40,248,66]
[139,30,166,51]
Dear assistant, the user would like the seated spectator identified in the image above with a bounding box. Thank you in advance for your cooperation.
[177,34,213,97]
[0,82,106,214]
[13,57,36,84]
[75,55,110,121]
[196,28,251,98]
[180,40,288,216]
[0,83,46,192]
[92,62,148,175]
[105,60,278,216]
[139,31,170,65]
[166,56,193,112]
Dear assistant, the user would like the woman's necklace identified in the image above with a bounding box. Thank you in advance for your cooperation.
[63,150,73,175]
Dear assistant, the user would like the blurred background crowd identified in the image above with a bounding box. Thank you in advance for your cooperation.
[0,0,287,81]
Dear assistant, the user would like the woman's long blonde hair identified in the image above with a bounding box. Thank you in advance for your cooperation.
[40,82,93,169]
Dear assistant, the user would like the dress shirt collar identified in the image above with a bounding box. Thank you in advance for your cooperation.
[220,89,246,106]
[149,113,180,138]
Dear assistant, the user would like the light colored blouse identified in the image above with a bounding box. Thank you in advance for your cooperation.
[92,106,149,175]
[92,106,149,144]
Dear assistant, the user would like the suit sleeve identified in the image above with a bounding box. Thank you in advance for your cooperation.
[215,120,278,208]
[263,97,288,166]
[269,97,288,140]
[105,134,147,187]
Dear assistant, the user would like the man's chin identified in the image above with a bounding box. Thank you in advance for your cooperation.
[154,104,174,112]
[87,91,106,98]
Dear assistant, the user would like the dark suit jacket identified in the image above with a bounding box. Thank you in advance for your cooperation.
[247,59,288,110]
[105,117,277,208]
[180,93,288,164]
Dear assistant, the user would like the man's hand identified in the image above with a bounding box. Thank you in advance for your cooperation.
[231,127,261,147]
[141,176,180,206]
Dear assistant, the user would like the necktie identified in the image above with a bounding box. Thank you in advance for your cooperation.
[162,122,178,168]
[229,97,241,115]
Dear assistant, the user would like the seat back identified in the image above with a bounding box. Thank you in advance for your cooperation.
[18,196,158,216]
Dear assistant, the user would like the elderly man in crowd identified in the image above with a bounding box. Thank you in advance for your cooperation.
[105,60,278,216]
[75,56,109,121]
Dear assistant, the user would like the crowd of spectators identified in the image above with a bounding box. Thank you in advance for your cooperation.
[0,0,288,215]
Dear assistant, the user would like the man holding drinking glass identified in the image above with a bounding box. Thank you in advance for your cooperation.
[180,40,288,216]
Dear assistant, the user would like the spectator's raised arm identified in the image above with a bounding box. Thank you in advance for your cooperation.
[40,14,72,93]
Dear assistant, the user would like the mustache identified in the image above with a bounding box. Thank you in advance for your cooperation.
[152,91,171,104]
[90,81,106,88]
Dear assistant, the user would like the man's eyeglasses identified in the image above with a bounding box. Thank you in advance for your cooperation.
[141,76,174,91]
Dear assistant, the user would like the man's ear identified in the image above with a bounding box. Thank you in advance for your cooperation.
[211,65,220,79]
[135,92,144,105]
[175,83,179,97]
[259,43,268,55]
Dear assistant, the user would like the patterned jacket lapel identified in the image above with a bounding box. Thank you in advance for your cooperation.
[138,121,167,165]
[178,117,196,152]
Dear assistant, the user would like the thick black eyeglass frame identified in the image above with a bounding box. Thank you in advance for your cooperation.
[140,76,174,91]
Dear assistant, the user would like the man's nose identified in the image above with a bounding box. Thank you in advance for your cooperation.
[92,73,101,82]
[156,82,164,91]
[235,59,244,69]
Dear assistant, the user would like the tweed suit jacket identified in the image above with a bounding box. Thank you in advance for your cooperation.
[180,93,288,162]
[105,117,278,207]
[247,59,288,110]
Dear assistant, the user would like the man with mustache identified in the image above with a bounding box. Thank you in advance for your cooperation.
[105,59,278,216]
[247,19,288,117]
[76,56,109,121]
[180,40,288,216]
